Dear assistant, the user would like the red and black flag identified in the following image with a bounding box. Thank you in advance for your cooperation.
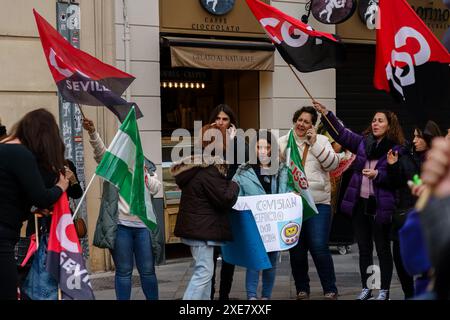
[46,193,95,300]
[246,0,345,72]
[33,9,142,122]
[374,0,450,125]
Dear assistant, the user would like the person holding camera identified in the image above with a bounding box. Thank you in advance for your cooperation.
[313,101,405,300]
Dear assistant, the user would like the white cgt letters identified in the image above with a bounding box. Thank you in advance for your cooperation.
[385,26,431,97]
[259,18,310,47]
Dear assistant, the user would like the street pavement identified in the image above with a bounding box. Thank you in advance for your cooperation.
[91,244,405,300]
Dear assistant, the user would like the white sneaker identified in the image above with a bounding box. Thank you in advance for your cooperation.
[376,290,390,300]
[356,288,373,300]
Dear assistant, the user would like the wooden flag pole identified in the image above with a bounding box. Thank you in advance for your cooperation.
[415,186,432,211]
[34,215,39,250]
[72,173,96,221]
[77,104,86,119]
[288,64,339,136]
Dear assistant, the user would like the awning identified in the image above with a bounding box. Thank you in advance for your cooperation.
[162,36,275,71]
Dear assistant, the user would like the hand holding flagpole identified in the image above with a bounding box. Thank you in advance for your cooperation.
[287,64,339,136]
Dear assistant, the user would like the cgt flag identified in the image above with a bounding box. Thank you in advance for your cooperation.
[374,0,450,125]
[246,0,345,72]
[33,9,142,122]
[46,193,95,300]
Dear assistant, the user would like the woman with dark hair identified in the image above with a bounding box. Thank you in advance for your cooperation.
[171,124,240,300]
[0,108,69,300]
[279,106,341,300]
[314,101,405,300]
[387,120,442,298]
[208,104,247,300]
[233,130,289,300]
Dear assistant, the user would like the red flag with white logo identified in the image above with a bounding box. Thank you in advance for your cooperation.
[374,0,450,124]
[246,0,345,72]
[33,9,142,122]
[46,193,94,300]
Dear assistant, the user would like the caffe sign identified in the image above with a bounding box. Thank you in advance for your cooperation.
[199,0,236,16]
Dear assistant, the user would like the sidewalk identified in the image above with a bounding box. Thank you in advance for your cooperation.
[91,245,404,300]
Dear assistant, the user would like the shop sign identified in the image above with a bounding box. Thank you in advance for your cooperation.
[192,16,240,32]
[311,0,357,24]
[199,0,236,16]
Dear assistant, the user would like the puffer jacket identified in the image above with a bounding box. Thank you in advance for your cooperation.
[279,131,340,205]
[170,155,240,242]
[232,162,290,196]
[322,112,401,224]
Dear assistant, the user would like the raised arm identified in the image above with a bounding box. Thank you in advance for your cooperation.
[313,101,364,154]
[82,118,106,164]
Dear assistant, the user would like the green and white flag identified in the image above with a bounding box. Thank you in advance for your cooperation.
[95,107,156,230]
[286,129,318,221]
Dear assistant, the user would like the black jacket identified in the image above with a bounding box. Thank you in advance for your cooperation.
[170,156,239,242]
[0,144,62,234]
[387,144,424,213]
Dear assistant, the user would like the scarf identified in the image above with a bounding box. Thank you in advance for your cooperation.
[365,134,395,160]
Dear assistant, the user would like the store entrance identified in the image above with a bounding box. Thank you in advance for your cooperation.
[160,48,260,247]
[160,67,260,162]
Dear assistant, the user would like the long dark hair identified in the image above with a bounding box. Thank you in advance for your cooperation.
[8,108,65,175]
[363,110,405,145]
[414,120,443,148]
[208,104,237,127]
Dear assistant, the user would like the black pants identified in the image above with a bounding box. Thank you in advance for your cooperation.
[211,246,235,300]
[353,199,393,290]
[0,224,19,300]
[392,239,415,299]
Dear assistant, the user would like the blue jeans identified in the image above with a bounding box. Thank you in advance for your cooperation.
[183,244,215,300]
[289,204,337,294]
[246,251,279,299]
[111,225,158,300]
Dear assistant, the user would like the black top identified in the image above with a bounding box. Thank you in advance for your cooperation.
[0,144,63,233]
[26,159,83,235]
[252,165,273,195]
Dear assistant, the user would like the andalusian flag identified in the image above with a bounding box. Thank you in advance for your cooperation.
[286,130,318,221]
[95,107,156,230]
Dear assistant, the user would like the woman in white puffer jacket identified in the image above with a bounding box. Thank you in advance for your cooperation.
[279,106,341,300]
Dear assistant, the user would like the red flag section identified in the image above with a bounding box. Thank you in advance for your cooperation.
[374,0,450,94]
[46,193,94,300]
[246,0,345,72]
[33,9,142,122]
[374,0,450,126]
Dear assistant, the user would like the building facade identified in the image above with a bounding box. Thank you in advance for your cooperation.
[1,0,448,272]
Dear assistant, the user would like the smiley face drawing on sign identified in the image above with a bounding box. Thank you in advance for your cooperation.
[281,221,301,245]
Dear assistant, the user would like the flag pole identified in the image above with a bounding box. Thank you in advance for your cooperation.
[77,104,86,119]
[34,215,39,250]
[287,64,339,136]
[415,187,431,211]
[72,173,96,220]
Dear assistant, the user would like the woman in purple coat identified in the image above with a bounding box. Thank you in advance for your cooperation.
[313,101,405,300]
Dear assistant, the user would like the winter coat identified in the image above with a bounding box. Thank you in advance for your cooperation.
[279,131,340,205]
[170,155,240,242]
[232,162,290,196]
[323,112,401,224]
[387,144,424,236]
